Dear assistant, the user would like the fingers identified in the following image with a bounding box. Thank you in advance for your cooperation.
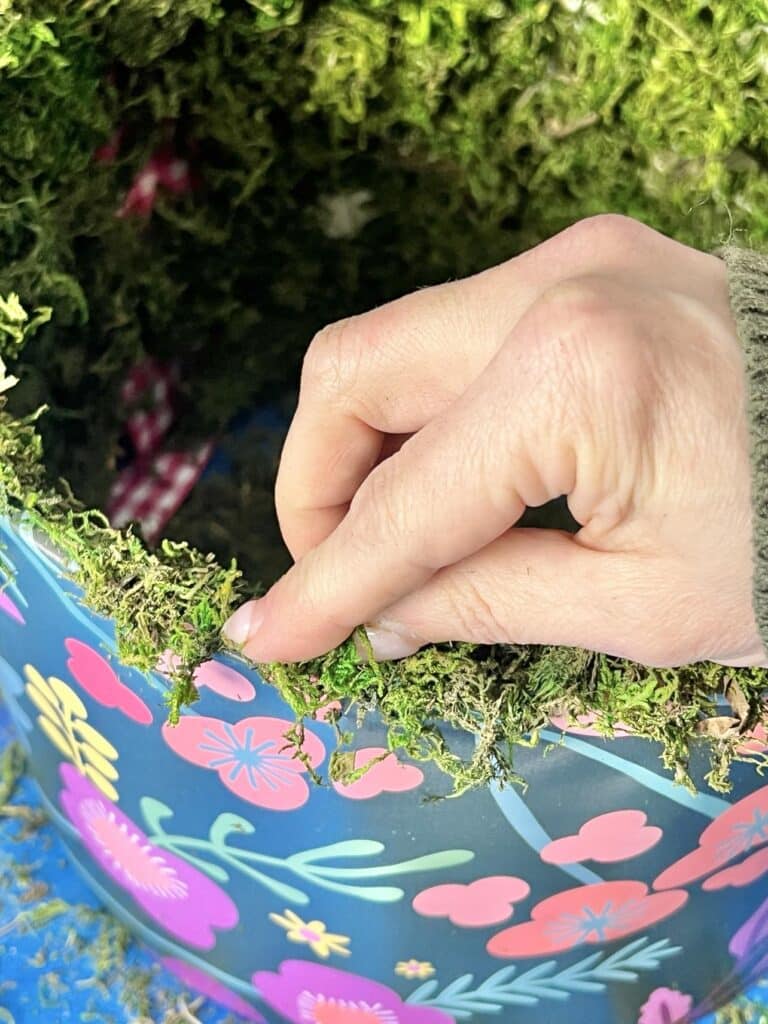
[232,328,576,663]
[366,529,635,656]
[274,272,518,560]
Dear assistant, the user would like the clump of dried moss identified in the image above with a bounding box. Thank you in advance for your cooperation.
[1,293,768,794]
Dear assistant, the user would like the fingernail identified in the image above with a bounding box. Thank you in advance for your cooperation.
[223,600,264,648]
[363,624,422,662]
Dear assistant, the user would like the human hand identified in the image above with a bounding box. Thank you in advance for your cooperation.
[224,215,765,669]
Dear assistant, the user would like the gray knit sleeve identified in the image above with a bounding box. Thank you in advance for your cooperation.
[720,245,768,645]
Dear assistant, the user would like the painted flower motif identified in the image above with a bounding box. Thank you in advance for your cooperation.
[59,764,237,949]
[637,987,693,1024]
[162,715,325,811]
[395,960,435,981]
[65,638,153,725]
[160,957,265,1022]
[253,961,454,1024]
[737,723,768,755]
[0,589,25,625]
[413,876,530,928]
[332,747,424,801]
[487,881,687,959]
[25,664,119,800]
[270,909,351,958]
[654,787,768,891]
[541,810,662,865]
[157,650,256,703]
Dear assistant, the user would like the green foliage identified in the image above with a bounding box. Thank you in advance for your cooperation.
[1,4,768,791]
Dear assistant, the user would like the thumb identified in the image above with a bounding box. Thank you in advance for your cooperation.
[363,528,638,661]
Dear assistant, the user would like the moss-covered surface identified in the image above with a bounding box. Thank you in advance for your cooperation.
[2,2,768,795]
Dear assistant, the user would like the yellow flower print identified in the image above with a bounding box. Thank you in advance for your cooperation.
[395,960,436,980]
[269,909,351,959]
[24,664,119,801]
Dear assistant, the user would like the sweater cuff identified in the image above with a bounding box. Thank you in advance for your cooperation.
[720,245,768,647]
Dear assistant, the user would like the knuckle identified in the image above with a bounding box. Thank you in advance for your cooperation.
[555,213,651,256]
[440,570,506,644]
[301,316,364,400]
[347,463,411,547]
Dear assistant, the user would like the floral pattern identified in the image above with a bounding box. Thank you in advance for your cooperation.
[253,961,454,1024]
[413,876,530,928]
[332,747,424,800]
[487,881,688,959]
[269,909,351,958]
[25,664,119,800]
[654,787,768,892]
[396,960,435,980]
[59,764,238,949]
[65,638,153,725]
[541,810,662,865]
[160,957,265,1022]
[0,589,25,625]
[157,650,256,703]
[161,714,325,810]
[636,986,693,1024]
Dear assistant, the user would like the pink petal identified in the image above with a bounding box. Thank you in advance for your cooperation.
[333,747,424,800]
[703,847,768,891]
[65,638,153,725]
[413,876,530,927]
[0,591,25,625]
[194,660,256,702]
[542,810,662,864]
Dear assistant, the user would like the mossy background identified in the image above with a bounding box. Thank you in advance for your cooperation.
[2,0,768,575]
[1,1,768,793]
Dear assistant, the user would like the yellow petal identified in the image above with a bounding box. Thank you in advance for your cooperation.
[37,716,75,761]
[26,682,60,723]
[83,764,119,802]
[24,665,55,703]
[80,742,119,781]
[48,676,87,719]
[71,719,118,760]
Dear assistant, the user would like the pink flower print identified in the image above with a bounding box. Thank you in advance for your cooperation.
[253,961,454,1024]
[541,810,662,865]
[487,880,687,959]
[637,987,693,1024]
[737,723,768,755]
[413,876,530,928]
[654,786,768,891]
[549,711,632,737]
[702,846,768,891]
[156,651,256,703]
[59,764,237,949]
[332,747,424,801]
[65,638,153,725]
[0,590,24,625]
[162,715,325,811]
[160,958,265,1022]
[94,127,124,164]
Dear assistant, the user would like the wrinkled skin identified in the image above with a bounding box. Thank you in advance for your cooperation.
[225,215,763,670]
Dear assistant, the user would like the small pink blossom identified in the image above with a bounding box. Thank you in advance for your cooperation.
[66,638,153,725]
[542,810,662,865]
[332,747,423,801]
[413,876,530,928]
[637,986,693,1024]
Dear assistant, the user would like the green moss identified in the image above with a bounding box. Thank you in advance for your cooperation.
[2,3,768,795]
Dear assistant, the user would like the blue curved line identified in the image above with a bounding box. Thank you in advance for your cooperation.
[489,781,604,886]
[60,853,265,1003]
[539,730,731,819]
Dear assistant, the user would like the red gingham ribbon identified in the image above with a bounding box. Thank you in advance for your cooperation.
[107,358,214,544]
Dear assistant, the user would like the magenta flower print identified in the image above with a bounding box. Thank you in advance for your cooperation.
[59,764,237,949]
[253,961,454,1024]
[162,715,325,811]
[487,880,687,959]
[0,590,24,625]
[65,638,153,725]
[637,987,693,1024]
[160,958,265,1022]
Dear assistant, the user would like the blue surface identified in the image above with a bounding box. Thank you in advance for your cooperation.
[0,699,243,1023]
[1,691,767,1024]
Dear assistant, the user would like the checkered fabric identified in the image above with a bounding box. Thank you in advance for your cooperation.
[107,358,213,544]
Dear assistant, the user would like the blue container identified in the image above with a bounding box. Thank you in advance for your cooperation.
[2,514,768,1024]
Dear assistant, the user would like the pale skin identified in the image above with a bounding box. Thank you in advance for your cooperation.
[223,214,766,669]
